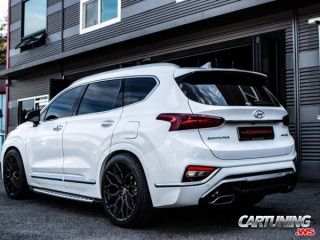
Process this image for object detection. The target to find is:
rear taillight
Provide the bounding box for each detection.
[156,113,225,131]
[183,166,217,182]
[283,115,289,126]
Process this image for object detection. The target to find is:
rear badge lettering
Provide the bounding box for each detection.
[208,136,230,140]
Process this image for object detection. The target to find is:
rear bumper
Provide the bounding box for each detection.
[199,170,296,205]
[152,159,296,208]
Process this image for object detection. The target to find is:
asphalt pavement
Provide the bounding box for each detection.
[0,180,319,240]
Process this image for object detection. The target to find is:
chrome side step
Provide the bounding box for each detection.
[32,187,96,203]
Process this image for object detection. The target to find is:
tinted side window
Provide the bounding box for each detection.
[124,78,157,106]
[78,80,122,115]
[45,87,82,120]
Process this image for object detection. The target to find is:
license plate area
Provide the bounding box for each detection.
[238,126,274,141]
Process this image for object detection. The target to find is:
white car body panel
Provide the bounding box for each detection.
[188,101,295,160]
[62,107,123,183]
[26,118,67,174]
[1,63,297,208]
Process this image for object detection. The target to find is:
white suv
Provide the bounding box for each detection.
[1,63,297,227]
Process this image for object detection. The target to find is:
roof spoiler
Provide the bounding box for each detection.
[175,69,268,86]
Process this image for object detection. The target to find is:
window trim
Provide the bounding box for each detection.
[80,0,121,35]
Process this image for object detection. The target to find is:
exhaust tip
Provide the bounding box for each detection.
[208,194,235,205]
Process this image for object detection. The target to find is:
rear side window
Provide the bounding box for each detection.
[124,77,157,106]
[177,71,280,107]
[78,80,121,115]
[45,87,83,120]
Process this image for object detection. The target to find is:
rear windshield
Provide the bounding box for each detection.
[177,71,280,107]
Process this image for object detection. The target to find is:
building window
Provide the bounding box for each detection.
[23,0,47,37]
[17,95,49,125]
[16,0,47,50]
[80,0,121,34]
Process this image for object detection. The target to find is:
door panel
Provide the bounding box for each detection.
[62,79,123,183]
[26,86,83,179]
[26,119,66,174]
[62,109,122,182]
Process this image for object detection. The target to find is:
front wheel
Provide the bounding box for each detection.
[101,153,153,227]
[3,149,29,199]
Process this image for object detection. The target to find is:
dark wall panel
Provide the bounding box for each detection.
[10,29,21,49]
[48,0,61,7]
[10,41,62,67]
[300,67,320,106]
[285,69,295,108]
[64,3,80,29]
[48,11,62,35]
[298,13,319,52]
[122,0,144,8]
[285,27,293,54]
[10,2,21,24]
[300,122,320,173]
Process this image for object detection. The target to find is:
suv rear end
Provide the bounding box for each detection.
[152,67,296,208]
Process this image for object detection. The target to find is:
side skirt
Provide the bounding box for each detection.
[31,187,102,203]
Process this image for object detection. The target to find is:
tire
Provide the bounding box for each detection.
[101,153,153,227]
[3,149,29,199]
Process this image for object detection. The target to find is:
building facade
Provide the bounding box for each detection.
[0,0,319,181]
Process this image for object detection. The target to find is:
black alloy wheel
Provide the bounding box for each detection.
[3,149,29,199]
[104,161,138,221]
[102,153,153,227]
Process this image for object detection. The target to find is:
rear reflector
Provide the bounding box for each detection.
[156,113,225,131]
[283,115,289,126]
[183,166,217,182]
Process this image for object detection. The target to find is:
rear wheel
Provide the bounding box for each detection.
[101,153,153,227]
[3,149,29,199]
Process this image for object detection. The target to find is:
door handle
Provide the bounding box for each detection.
[101,120,115,128]
[53,125,64,131]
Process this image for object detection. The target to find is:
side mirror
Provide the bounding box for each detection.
[0,110,3,118]
[25,110,40,126]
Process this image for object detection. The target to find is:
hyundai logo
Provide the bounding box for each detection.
[254,110,265,119]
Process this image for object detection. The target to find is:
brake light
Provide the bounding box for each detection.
[283,115,289,126]
[156,113,225,131]
[183,166,217,182]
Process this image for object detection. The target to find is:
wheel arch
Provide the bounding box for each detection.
[4,146,21,157]
[1,146,24,179]
[99,149,144,188]
[97,145,156,204]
